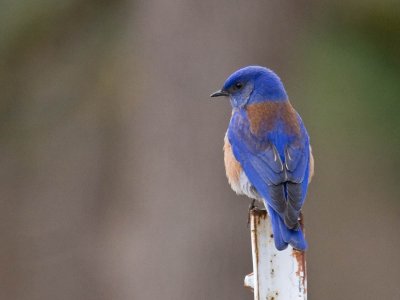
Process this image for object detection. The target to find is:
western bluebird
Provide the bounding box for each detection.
[211,66,314,251]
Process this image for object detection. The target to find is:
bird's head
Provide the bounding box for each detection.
[210,66,288,108]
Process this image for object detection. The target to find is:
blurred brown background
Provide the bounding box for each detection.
[1,0,400,299]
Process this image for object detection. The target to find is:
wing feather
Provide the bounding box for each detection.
[228,110,310,230]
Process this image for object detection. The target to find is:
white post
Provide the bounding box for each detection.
[244,209,307,300]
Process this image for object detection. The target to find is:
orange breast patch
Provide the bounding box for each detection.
[223,134,242,190]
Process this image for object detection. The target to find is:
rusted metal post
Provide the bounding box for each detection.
[244,209,307,300]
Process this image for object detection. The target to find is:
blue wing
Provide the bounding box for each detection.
[228,109,310,249]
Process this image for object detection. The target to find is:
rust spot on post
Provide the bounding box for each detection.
[292,250,306,278]
[292,213,307,289]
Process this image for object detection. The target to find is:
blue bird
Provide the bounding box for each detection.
[211,66,314,251]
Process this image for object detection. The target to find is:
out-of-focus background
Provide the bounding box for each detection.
[1,1,399,299]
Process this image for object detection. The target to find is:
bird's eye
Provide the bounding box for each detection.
[234,82,243,90]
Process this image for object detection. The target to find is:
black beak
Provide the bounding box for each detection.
[210,89,229,98]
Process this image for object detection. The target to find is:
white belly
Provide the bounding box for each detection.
[235,170,262,200]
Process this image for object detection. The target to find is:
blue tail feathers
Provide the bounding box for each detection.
[266,205,308,251]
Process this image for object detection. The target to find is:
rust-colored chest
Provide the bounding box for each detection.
[223,134,242,193]
[246,101,300,136]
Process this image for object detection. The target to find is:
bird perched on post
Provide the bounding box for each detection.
[211,66,314,251]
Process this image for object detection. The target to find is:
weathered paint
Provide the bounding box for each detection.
[244,209,307,300]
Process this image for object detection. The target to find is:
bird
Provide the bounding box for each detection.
[211,66,314,251]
